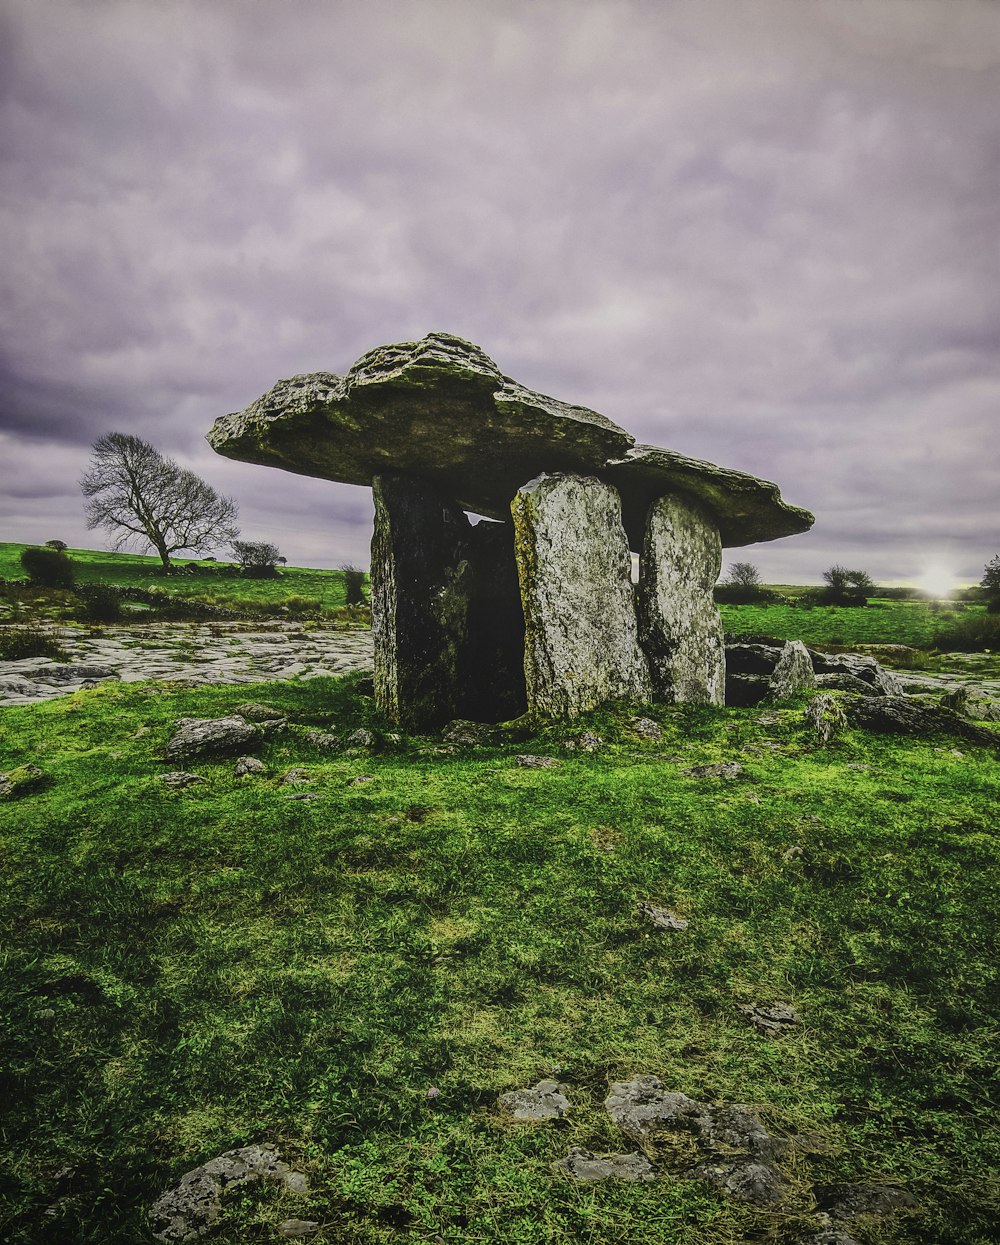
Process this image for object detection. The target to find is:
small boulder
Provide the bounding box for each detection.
[812,652,903,697]
[630,716,663,741]
[849,696,999,747]
[738,1001,801,1036]
[686,1156,789,1204]
[234,756,266,777]
[0,764,47,800]
[764,640,816,703]
[345,727,375,750]
[552,1147,656,1182]
[232,701,284,721]
[282,768,311,785]
[805,693,848,745]
[563,731,603,752]
[817,1182,917,1221]
[515,754,561,769]
[164,716,261,762]
[442,719,496,746]
[158,771,207,791]
[304,729,341,752]
[815,672,877,695]
[499,1079,571,1121]
[149,1146,307,1243]
[639,902,689,931]
[684,760,743,780]
[604,1077,710,1141]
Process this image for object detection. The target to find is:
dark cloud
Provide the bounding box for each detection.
[1,0,998,585]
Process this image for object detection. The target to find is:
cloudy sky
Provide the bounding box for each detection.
[1,0,997,585]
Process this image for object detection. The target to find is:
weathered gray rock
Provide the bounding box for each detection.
[638,493,725,704]
[231,701,284,721]
[686,1156,789,1204]
[630,716,663,740]
[552,1147,656,1182]
[605,1077,711,1141]
[0,764,46,800]
[738,1001,801,1035]
[764,640,816,702]
[513,474,650,717]
[814,672,876,695]
[441,719,497,746]
[37,663,120,684]
[639,903,689,931]
[805,693,848,745]
[849,696,999,746]
[812,652,903,697]
[233,756,266,777]
[149,1146,308,1243]
[164,716,261,761]
[208,332,812,549]
[684,760,743,779]
[817,1182,917,1220]
[282,768,311,785]
[499,1079,571,1121]
[158,771,207,790]
[515,754,561,769]
[303,729,341,752]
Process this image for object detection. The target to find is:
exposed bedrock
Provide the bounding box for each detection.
[639,494,725,704]
[371,474,525,730]
[512,473,651,718]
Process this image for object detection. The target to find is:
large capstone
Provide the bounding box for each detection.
[512,473,650,717]
[208,332,813,549]
[639,494,725,704]
[371,475,525,729]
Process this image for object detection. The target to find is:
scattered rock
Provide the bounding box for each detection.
[231,701,283,721]
[604,1078,711,1142]
[563,730,603,752]
[849,696,999,747]
[552,1147,656,1182]
[149,1146,308,1243]
[164,716,261,762]
[630,716,663,741]
[277,1221,319,1239]
[442,719,496,746]
[499,1079,571,1121]
[817,1182,917,1221]
[349,774,375,786]
[805,693,848,745]
[639,902,689,931]
[234,756,266,777]
[282,768,311,785]
[515,754,561,769]
[684,760,743,779]
[345,727,375,750]
[686,1156,789,1204]
[738,1001,801,1036]
[0,764,47,800]
[284,792,321,801]
[158,771,207,791]
[762,640,816,703]
[814,672,877,695]
[303,729,341,752]
[812,652,903,697]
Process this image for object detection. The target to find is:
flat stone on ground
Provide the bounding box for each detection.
[499,1079,571,1121]
[552,1147,656,1182]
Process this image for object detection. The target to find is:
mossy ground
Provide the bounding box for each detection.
[1,675,997,1244]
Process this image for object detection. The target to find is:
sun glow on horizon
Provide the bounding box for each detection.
[918,565,957,598]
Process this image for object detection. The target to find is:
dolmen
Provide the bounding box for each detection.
[208,332,813,728]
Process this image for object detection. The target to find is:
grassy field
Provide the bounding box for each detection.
[0,544,354,611]
[716,599,968,649]
[1,677,997,1243]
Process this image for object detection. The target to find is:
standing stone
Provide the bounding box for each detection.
[638,494,725,704]
[512,474,650,717]
[764,640,816,702]
[371,474,471,731]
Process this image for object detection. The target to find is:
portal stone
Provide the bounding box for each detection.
[371,474,471,730]
[638,494,725,704]
[512,473,650,717]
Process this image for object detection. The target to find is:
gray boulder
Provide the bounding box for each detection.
[817,1182,917,1220]
[234,756,266,777]
[738,1001,802,1035]
[812,652,903,697]
[849,696,999,747]
[149,1146,308,1243]
[764,640,816,702]
[604,1077,711,1142]
[805,693,848,745]
[686,1156,789,1204]
[552,1147,656,1182]
[499,1079,571,1121]
[158,772,207,790]
[164,716,261,761]
[512,474,650,717]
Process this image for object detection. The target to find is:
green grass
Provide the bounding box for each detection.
[0,543,357,610]
[718,599,979,648]
[1,678,997,1243]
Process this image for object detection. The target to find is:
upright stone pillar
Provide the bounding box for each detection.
[512,473,651,717]
[371,474,471,730]
[638,493,725,704]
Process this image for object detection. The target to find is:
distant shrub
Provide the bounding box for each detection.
[20,545,75,588]
[934,612,1000,652]
[714,584,779,605]
[341,564,367,606]
[45,539,68,551]
[818,565,874,607]
[233,540,281,578]
[0,627,68,661]
[76,583,123,622]
[284,595,322,615]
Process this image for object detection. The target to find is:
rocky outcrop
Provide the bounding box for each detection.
[512,474,650,717]
[163,716,263,762]
[499,1079,571,1121]
[849,696,999,747]
[638,494,725,704]
[552,1147,656,1182]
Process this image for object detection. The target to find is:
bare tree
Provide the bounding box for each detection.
[727,562,762,590]
[81,433,239,570]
